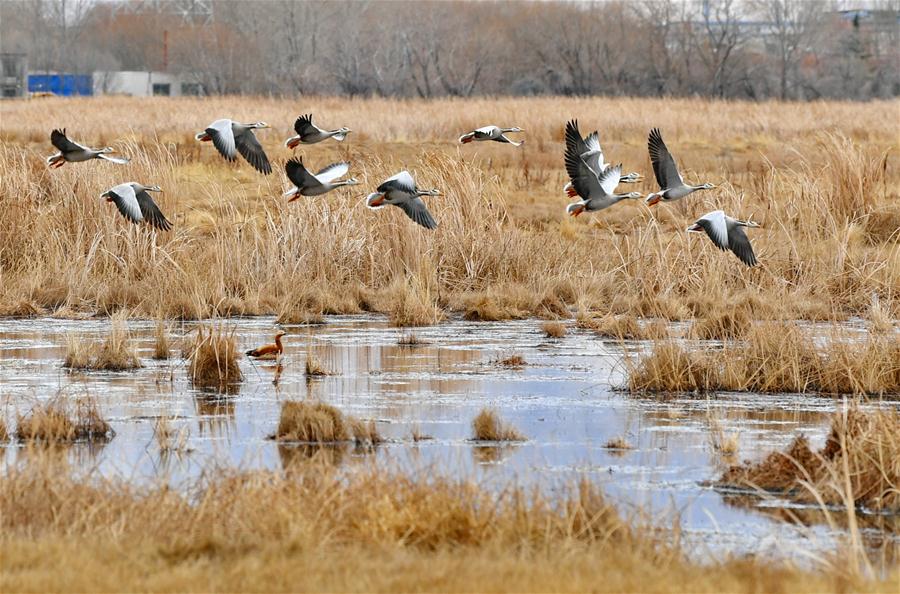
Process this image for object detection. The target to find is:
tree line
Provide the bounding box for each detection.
[2,0,898,100]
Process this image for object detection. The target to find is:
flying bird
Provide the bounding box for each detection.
[564,124,641,217]
[687,210,759,267]
[283,158,359,201]
[284,114,351,148]
[195,119,272,174]
[246,331,286,360]
[562,120,641,197]
[46,129,129,168]
[645,128,714,206]
[459,125,524,146]
[365,171,440,229]
[99,182,172,231]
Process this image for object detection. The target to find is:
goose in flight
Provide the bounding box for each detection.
[283,158,359,201]
[46,129,129,168]
[195,119,272,174]
[284,114,351,148]
[459,125,524,146]
[246,331,286,360]
[564,126,641,217]
[366,171,440,229]
[687,210,759,267]
[645,128,714,206]
[563,120,641,197]
[99,182,172,231]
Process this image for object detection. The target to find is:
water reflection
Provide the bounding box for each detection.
[1,314,897,563]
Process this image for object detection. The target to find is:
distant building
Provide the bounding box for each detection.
[1,53,28,98]
[94,71,203,97]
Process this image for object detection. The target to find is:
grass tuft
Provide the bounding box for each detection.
[15,397,113,443]
[579,314,668,341]
[152,321,171,360]
[274,401,380,445]
[604,437,633,450]
[541,320,566,338]
[64,315,141,371]
[690,307,753,341]
[187,325,243,390]
[718,407,898,511]
[471,408,524,442]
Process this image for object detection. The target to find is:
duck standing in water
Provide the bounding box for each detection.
[246,331,286,360]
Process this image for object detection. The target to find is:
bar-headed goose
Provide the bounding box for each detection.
[99,182,172,231]
[563,120,641,196]
[284,114,351,148]
[283,158,359,201]
[459,125,524,146]
[645,128,714,206]
[195,119,272,174]
[564,126,641,217]
[687,210,759,267]
[46,129,129,168]
[366,171,440,230]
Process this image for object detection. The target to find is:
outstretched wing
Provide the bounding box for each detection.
[474,126,498,139]
[135,189,172,231]
[97,153,129,164]
[103,183,142,224]
[234,128,272,175]
[597,164,622,197]
[314,162,350,184]
[695,210,729,252]
[207,119,237,161]
[728,224,758,267]
[293,114,319,140]
[51,128,86,153]
[379,171,417,196]
[582,131,605,172]
[648,128,683,189]
[564,120,589,163]
[564,150,603,200]
[285,157,318,189]
[398,197,438,230]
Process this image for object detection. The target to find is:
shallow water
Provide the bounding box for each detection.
[1,315,897,562]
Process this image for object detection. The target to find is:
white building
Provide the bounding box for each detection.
[94,71,202,97]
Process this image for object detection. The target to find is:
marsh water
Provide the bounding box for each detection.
[1,315,897,562]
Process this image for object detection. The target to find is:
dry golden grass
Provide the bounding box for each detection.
[187,325,243,390]
[719,407,899,512]
[0,418,8,443]
[63,315,141,371]
[152,321,170,360]
[14,397,113,443]
[153,415,190,455]
[0,96,897,324]
[579,313,669,340]
[398,331,426,346]
[627,323,900,395]
[1,450,897,593]
[273,400,380,446]
[541,320,567,338]
[304,352,330,377]
[471,408,525,442]
[495,354,527,368]
[410,424,433,442]
[603,437,633,450]
[690,307,753,341]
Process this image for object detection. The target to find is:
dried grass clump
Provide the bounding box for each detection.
[604,437,633,450]
[628,324,900,395]
[0,418,8,443]
[627,343,719,393]
[274,401,381,445]
[495,354,526,368]
[304,353,330,377]
[152,321,171,360]
[153,416,190,454]
[541,320,566,338]
[410,425,433,442]
[471,408,524,442]
[690,307,753,341]
[719,407,899,511]
[397,332,425,346]
[188,325,243,390]
[14,397,113,443]
[348,418,384,447]
[64,317,142,371]
[579,314,668,341]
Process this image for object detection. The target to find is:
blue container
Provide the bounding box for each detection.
[27,74,93,96]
